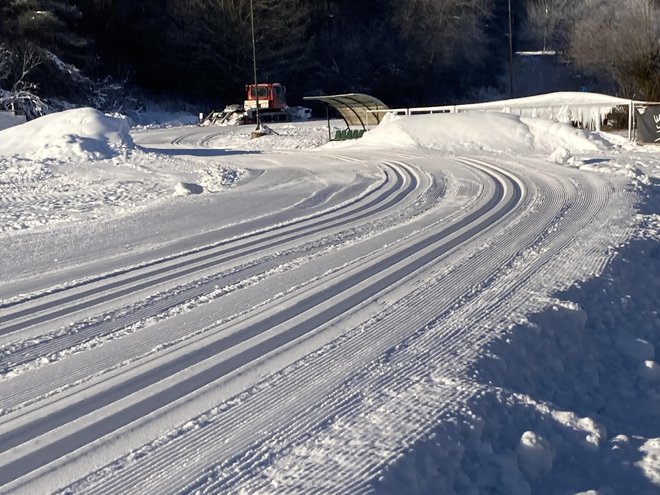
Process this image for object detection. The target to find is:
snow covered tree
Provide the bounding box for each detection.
[0,0,86,56]
[0,44,10,84]
[0,0,95,106]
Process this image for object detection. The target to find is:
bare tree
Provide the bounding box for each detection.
[524,0,577,52]
[393,0,494,69]
[0,42,43,92]
[568,0,660,100]
[11,44,43,92]
[0,43,47,118]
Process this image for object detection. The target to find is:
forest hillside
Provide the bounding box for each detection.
[1,0,659,114]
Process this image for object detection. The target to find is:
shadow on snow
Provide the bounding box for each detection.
[374,178,660,495]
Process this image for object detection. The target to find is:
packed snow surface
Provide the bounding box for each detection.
[0,99,658,495]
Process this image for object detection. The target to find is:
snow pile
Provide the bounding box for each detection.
[453,234,660,494]
[638,439,660,485]
[197,166,246,192]
[548,147,572,164]
[361,112,605,155]
[173,181,203,196]
[516,431,556,479]
[0,107,134,160]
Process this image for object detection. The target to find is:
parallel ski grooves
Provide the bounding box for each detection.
[0,165,407,334]
[0,160,520,487]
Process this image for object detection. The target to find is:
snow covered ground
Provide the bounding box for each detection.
[0,101,658,495]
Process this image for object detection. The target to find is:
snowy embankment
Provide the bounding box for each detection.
[0,103,658,495]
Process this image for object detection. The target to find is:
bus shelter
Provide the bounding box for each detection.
[304,93,388,139]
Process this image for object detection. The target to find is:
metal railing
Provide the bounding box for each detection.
[369,95,660,141]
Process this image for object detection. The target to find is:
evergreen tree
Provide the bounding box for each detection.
[0,0,93,101]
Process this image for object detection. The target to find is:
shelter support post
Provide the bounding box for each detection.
[629,101,634,141]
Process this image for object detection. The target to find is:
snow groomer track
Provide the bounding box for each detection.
[0,123,632,495]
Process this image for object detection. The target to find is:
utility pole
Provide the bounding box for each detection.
[250,0,264,137]
[508,0,514,99]
[543,4,548,52]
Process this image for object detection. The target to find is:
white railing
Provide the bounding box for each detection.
[371,93,660,141]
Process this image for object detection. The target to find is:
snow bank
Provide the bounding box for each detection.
[173,181,203,196]
[458,233,660,495]
[361,112,605,155]
[0,107,134,160]
[516,431,556,479]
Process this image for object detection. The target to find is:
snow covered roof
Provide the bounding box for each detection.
[304,93,389,128]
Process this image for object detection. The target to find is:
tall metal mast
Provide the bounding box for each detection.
[250,0,263,135]
[508,0,514,99]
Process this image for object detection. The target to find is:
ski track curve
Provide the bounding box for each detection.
[0,132,636,495]
[0,154,516,492]
[0,160,438,408]
[163,158,622,495]
[0,160,434,374]
[0,161,404,337]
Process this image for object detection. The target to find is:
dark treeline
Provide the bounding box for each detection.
[1,0,659,112]
[73,0,512,107]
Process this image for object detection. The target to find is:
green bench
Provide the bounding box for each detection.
[333,128,366,141]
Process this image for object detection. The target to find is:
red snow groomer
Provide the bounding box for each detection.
[243,83,289,123]
[201,82,311,126]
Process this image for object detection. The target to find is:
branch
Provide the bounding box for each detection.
[13,45,43,92]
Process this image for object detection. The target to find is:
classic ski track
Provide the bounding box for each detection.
[167,159,610,495]
[0,160,442,394]
[80,157,537,495]
[3,164,422,366]
[1,167,480,430]
[0,160,438,419]
[0,162,406,338]
[0,156,518,491]
[170,131,223,147]
[53,155,619,495]
[0,148,630,495]
[0,161,383,312]
[238,160,618,495]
